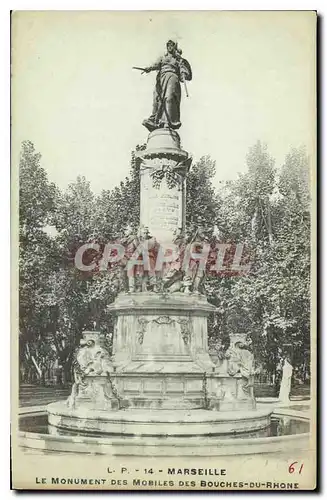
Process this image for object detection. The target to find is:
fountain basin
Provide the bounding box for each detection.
[18,406,310,457]
[47,401,272,436]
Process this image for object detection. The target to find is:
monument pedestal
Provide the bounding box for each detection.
[109,292,215,410]
[108,294,257,412]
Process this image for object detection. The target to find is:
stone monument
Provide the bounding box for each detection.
[47,40,272,437]
[278,357,293,403]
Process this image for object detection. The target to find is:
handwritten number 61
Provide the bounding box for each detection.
[289,462,304,474]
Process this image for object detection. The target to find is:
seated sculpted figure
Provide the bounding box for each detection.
[225,339,258,396]
[66,337,115,409]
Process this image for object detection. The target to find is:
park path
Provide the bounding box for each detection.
[19,384,70,408]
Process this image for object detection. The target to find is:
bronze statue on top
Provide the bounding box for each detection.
[134,40,192,132]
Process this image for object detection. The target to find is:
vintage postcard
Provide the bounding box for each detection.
[11,10,317,491]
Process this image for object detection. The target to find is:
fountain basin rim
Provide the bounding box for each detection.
[19,426,310,445]
[46,401,272,424]
[47,401,273,436]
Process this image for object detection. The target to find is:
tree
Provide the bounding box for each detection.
[211,143,311,390]
[186,155,220,236]
[274,147,311,383]
[19,141,60,382]
[18,139,311,393]
[39,146,145,379]
[94,145,143,240]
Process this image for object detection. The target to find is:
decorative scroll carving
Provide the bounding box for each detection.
[153,316,176,325]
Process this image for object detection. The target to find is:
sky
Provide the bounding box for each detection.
[11,11,316,194]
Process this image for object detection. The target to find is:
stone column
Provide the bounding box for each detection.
[138,129,190,244]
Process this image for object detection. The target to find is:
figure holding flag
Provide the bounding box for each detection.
[134,40,192,131]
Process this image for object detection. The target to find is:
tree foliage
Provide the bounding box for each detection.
[18,140,311,387]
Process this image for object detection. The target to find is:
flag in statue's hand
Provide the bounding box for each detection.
[132,66,147,74]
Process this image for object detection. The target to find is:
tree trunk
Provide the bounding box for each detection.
[266,196,273,245]
[41,368,46,386]
[31,355,42,379]
[62,364,72,386]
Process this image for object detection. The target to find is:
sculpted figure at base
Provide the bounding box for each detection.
[184,223,209,294]
[66,332,118,410]
[118,224,166,294]
[225,337,258,399]
[161,227,185,292]
[140,40,192,131]
[119,225,139,293]
[158,224,210,295]
[137,225,161,292]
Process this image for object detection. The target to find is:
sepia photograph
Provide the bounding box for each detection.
[10,10,316,490]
